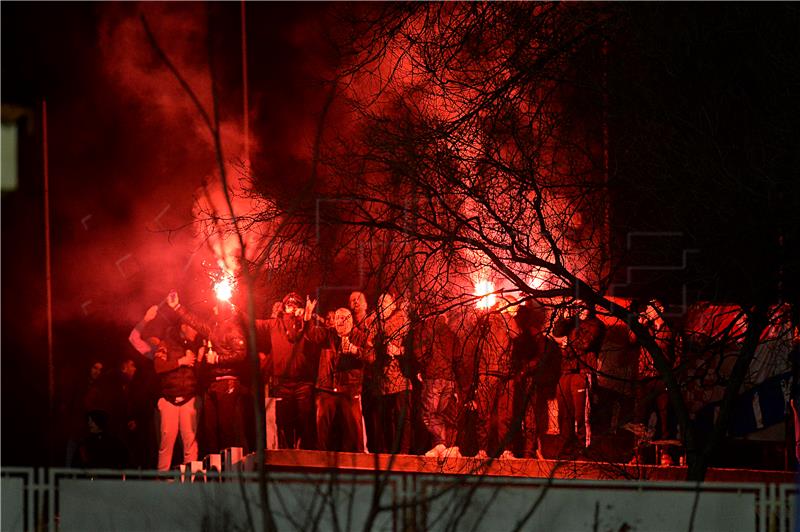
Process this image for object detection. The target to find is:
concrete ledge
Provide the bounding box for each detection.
[240,449,794,483]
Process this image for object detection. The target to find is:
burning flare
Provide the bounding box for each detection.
[214,278,233,302]
[210,270,236,303]
[474,279,496,309]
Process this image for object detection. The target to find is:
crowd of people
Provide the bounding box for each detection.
[65,287,685,471]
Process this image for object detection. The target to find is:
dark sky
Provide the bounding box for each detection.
[607,4,800,307]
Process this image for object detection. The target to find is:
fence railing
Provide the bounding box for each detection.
[1,466,796,531]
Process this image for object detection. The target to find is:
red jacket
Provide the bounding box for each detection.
[258,317,327,386]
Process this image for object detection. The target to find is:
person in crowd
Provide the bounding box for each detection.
[64,359,111,466]
[538,314,565,458]
[349,291,378,452]
[418,312,462,458]
[595,321,639,435]
[259,292,325,449]
[349,291,374,330]
[511,301,560,459]
[632,300,674,441]
[144,318,204,471]
[447,306,480,456]
[553,304,605,456]
[167,290,251,455]
[108,357,153,468]
[129,304,161,359]
[468,297,519,460]
[372,292,414,454]
[324,310,336,328]
[73,410,128,469]
[788,315,800,466]
[315,308,374,451]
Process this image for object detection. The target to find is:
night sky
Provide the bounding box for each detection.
[2,2,799,466]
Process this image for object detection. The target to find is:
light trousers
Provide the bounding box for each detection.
[157,397,198,471]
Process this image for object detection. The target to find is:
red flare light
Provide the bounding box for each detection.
[213,275,235,302]
[474,279,496,309]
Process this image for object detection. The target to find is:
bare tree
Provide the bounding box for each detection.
[141,6,798,532]
[292,2,791,481]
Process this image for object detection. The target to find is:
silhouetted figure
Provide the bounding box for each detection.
[511,302,561,458]
[418,313,462,458]
[554,306,605,456]
[372,293,413,454]
[73,410,127,469]
[108,357,153,469]
[633,301,673,441]
[468,302,519,459]
[64,360,111,467]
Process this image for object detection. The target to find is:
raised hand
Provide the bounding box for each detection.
[144,305,159,322]
[167,290,180,310]
[178,350,197,367]
[206,345,219,365]
[304,296,318,322]
[342,336,358,354]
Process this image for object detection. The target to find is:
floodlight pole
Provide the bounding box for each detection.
[42,100,55,463]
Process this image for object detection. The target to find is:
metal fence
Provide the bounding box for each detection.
[1,467,795,531]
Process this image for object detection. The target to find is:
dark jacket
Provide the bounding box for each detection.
[372,309,412,394]
[151,325,199,404]
[598,323,638,393]
[176,306,246,380]
[537,335,563,398]
[316,327,374,396]
[475,311,518,378]
[511,330,540,378]
[555,315,606,373]
[417,316,460,381]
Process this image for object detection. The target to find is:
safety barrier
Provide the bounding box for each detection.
[778,482,797,532]
[1,466,795,531]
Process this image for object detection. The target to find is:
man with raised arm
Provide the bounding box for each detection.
[258,292,326,449]
[166,290,250,454]
[142,319,203,471]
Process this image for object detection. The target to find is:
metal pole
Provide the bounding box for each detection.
[42,100,55,462]
[241,0,250,169]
